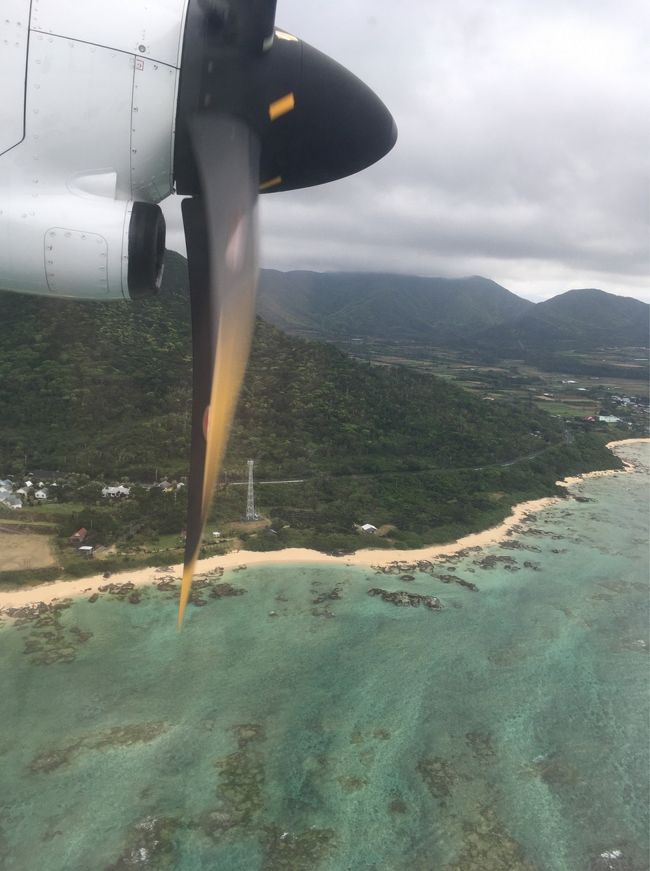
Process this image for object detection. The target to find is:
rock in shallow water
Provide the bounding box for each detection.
[367,588,442,609]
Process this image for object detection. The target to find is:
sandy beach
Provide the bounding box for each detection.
[1,438,647,611]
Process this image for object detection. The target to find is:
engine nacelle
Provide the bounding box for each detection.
[0,195,165,300]
[0,0,181,300]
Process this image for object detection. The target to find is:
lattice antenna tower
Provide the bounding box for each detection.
[245,459,257,520]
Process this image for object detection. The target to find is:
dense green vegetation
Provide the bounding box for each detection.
[473,288,649,353]
[499,349,650,381]
[258,269,533,343]
[0,257,193,478]
[258,270,649,361]
[0,253,625,566]
[234,323,561,479]
[0,254,555,480]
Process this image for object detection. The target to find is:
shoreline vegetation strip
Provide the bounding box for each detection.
[0,438,647,611]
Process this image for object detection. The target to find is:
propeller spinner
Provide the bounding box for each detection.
[174,0,397,625]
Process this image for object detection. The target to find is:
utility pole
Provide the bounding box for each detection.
[245,459,257,521]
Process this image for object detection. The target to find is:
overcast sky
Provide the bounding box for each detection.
[163,0,649,303]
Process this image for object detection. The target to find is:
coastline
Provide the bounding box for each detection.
[1,438,647,611]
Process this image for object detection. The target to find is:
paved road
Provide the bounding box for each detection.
[227,479,306,486]
[224,439,564,486]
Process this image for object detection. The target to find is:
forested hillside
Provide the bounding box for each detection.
[257,268,533,343]
[0,255,585,480]
[473,288,649,353]
[256,266,649,356]
[0,253,622,553]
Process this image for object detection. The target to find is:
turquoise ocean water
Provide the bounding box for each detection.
[1,443,648,871]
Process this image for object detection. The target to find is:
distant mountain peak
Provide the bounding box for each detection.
[255,269,533,342]
[161,254,648,353]
[474,285,649,352]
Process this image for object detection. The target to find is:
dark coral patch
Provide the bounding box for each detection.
[416,756,458,800]
[262,825,337,870]
[30,722,170,774]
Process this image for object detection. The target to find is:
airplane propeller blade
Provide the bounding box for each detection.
[179,115,260,626]
[173,0,396,626]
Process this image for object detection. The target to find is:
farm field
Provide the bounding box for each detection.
[344,340,648,424]
[0,529,56,571]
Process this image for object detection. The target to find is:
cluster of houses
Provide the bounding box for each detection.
[581,393,648,427]
[610,394,649,413]
[102,484,131,498]
[584,394,649,426]
[101,480,185,498]
[0,479,22,510]
[0,473,56,510]
[0,471,185,512]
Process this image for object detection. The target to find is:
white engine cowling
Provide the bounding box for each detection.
[0,195,165,300]
[0,0,184,299]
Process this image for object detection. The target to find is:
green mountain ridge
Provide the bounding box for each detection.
[472,287,649,352]
[256,265,649,352]
[257,268,534,343]
[0,256,554,480]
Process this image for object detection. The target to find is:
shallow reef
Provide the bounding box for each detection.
[206,723,267,834]
[105,815,182,870]
[372,558,480,592]
[2,444,648,871]
[521,752,582,788]
[202,722,340,868]
[473,554,520,571]
[499,540,542,552]
[1,574,249,666]
[3,600,92,665]
[447,805,538,871]
[336,774,368,793]
[30,722,171,774]
[416,755,459,801]
[261,825,337,871]
[368,587,442,609]
[99,720,340,869]
[465,731,496,765]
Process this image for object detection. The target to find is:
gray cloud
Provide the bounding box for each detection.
[163,0,650,302]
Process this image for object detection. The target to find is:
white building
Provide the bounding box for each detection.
[102,485,131,498]
[0,490,21,510]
